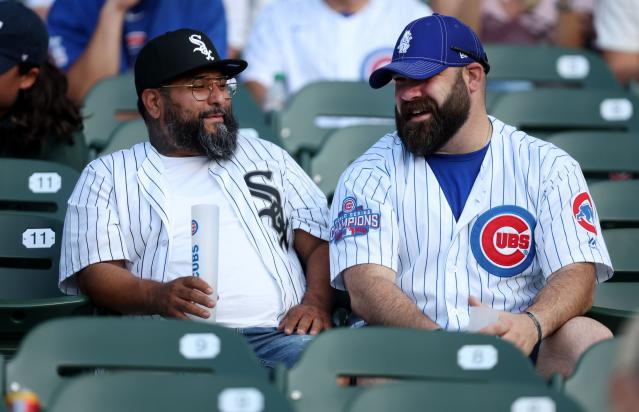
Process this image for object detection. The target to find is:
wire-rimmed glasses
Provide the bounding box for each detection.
[161,76,238,100]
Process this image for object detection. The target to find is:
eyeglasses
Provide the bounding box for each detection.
[161,76,238,100]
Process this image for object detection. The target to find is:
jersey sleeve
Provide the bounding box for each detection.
[282,150,331,242]
[329,155,399,290]
[534,161,613,283]
[59,160,130,294]
[47,0,97,71]
[240,3,284,88]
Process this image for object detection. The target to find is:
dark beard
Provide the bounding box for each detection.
[395,72,470,157]
[157,102,239,161]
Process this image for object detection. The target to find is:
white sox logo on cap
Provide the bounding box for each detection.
[189,34,214,61]
[471,205,537,278]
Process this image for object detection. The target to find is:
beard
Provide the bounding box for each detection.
[161,101,239,161]
[395,71,471,157]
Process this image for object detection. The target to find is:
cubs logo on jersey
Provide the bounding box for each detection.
[330,197,380,242]
[572,192,597,235]
[471,205,537,277]
[360,47,393,80]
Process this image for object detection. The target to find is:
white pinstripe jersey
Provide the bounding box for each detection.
[60,135,330,317]
[329,117,613,331]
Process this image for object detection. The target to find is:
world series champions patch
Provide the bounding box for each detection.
[471,205,536,277]
[330,197,380,242]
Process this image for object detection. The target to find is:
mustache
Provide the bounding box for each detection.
[199,107,227,118]
[399,98,438,120]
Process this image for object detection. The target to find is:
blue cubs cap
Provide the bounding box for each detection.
[369,14,489,89]
[0,1,49,74]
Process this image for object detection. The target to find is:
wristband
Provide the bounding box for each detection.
[525,311,543,345]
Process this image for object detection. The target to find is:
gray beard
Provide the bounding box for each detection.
[151,103,239,161]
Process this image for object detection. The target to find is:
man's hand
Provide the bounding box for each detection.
[469,296,539,356]
[278,299,332,336]
[148,276,215,320]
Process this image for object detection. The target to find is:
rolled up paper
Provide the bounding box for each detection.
[190,204,220,323]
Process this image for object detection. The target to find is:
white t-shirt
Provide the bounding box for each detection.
[161,154,282,328]
[242,0,431,96]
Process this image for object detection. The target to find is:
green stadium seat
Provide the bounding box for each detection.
[603,229,639,281]
[278,327,545,412]
[348,381,585,412]
[561,338,618,412]
[485,44,621,91]
[0,212,92,357]
[82,73,138,154]
[6,317,268,409]
[0,158,79,221]
[99,118,148,156]
[309,125,393,200]
[273,81,395,170]
[47,372,294,412]
[41,131,89,172]
[233,85,280,145]
[490,89,639,139]
[590,282,638,334]
[546,131,639,182]
[588,229,639,331]
[590,180,639,229]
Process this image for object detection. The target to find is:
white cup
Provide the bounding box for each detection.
[190,204,220,323]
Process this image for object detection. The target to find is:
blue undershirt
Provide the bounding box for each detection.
[426,143,490,221]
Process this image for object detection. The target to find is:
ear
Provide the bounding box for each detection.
[464,63,485,94]
[19,67,40,90]
[141,89,164,119]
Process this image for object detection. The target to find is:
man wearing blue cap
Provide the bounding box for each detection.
[329,13,614,378]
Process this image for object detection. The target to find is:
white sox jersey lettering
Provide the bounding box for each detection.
[60,135,330,318]
[329,117,613,330]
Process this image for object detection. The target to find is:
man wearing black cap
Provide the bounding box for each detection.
[0,1,84,169]
[329,14,613,378]
[59,29,333,368]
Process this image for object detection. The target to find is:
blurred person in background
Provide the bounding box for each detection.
[431,0,595,48]
[47,0,228,103]
[0,1,85,171]
[222,0,273,59]
[24,0,53,21]
[609,316,639,412]
[594,0,639,86]
[241,0,432,108]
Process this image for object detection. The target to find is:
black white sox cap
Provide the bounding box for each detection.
[134,28,247,96]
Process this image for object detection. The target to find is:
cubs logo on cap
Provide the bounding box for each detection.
[572,192,597,235]
[471,206,536,277]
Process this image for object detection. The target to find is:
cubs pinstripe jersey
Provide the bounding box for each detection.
[329,116,613,331]
[60,135,330,318]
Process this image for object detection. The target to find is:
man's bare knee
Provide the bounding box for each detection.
[537,316,613,378]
